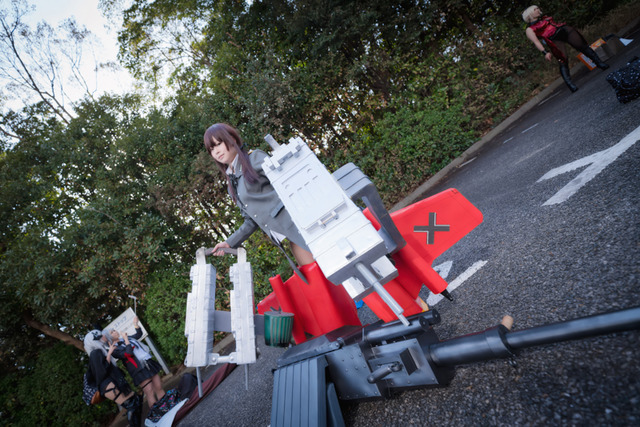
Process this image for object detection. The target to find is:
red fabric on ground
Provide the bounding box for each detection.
[171,363,237,426]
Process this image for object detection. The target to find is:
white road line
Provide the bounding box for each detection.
[538,125,640,205]
[503,136,514,144]
[433,261,453,280]
[460,157,477,167]
[515,142,554,166]
[427,260,488,306]
[521,123,539,134]
[538,92,560,106]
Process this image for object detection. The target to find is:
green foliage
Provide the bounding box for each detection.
[333,91,475,206]
[243,233,293,302]
[0,343,114,427]
[142,270,191,367]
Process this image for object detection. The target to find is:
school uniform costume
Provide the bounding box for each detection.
[225,150,310,276]
[112,327,162,387]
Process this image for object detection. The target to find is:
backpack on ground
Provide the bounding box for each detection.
[606,56,640,103]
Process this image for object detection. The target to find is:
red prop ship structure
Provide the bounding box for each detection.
[258,166,482,341]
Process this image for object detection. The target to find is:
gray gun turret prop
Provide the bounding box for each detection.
[258,136,640,426]
[270,306,640,427]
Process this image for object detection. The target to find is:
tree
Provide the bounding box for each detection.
[0,0,122,129]
[0,89,292,371]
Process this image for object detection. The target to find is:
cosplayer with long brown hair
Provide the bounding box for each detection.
[204,123,314,267]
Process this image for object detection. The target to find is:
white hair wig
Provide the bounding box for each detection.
[522,5,539,23]
[84,330,107,356]
[84,330,117,366]
[101,328,115,343]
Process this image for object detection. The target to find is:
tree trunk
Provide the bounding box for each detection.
[22,311,85,352]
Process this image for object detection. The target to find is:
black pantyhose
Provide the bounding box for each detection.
[550,26,590,62]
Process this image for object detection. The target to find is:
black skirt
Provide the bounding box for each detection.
[131,358,162,386]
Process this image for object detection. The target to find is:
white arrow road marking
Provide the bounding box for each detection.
[433,261,453,280]
[427,260,488,306]
[537,125,640,206]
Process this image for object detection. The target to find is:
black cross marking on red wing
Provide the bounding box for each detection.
[414,212,450,245]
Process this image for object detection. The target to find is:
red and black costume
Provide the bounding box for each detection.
[529,16,569,62]
[528,16,609,92]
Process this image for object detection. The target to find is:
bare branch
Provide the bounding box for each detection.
[22,310,84,352]
[0,8,72,122]
[0,1,111,122]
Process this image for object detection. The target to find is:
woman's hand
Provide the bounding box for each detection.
[212,241,231,256]
[544,52,552,62]
[133,316,139,328]
[106,342,116,362]
[122,331,129,345]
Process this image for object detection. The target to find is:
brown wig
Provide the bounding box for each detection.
[203,123,259,202]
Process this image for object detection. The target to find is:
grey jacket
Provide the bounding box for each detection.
[225,149,309,251]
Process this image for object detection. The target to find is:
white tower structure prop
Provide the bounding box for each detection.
[262,135,409,325]
[184,247,258,394]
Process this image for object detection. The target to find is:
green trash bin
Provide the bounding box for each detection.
[264,311,294,347]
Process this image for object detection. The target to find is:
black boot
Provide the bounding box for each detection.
[559,62,578,92]
[584,47,609,70]
[122,394,142,427]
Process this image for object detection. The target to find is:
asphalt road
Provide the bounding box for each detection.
[177,39,640,427]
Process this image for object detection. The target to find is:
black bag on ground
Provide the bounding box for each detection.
[177,373,198,400]
[606,56,640,103]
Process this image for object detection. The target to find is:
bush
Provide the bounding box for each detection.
[0,343,115,426]
[143,270,192,367]
[334,90,475,207]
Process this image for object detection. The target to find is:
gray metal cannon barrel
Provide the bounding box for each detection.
[429,306,640,367]
[505,306,640,349]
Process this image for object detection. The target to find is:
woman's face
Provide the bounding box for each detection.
[210,137,237,166]
[110,330,120,341]
[531,6,542,20]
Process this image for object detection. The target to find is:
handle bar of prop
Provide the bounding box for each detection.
[204,247,238,256]
[196,247,243,265]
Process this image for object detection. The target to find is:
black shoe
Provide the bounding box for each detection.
[584,48,609,70]
[559,63,578,92]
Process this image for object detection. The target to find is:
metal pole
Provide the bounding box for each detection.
[196,367,203,398]
[356,262,409,326]
[128,295,137,313]
[143,336,171,375]
[245,365,249,391]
